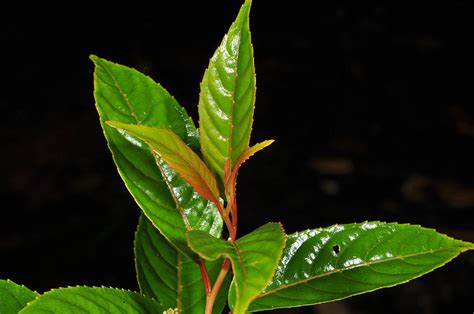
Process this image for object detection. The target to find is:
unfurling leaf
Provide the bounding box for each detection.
[247,221,474,311]
[187,223,286,314]
[225,140,274,201]
[107,121,221,205]
[199,0,256,183]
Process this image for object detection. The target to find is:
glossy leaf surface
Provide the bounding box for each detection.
[134,215,229,313]
[20,286,162,313]
[108,121,220,205]
[91,56,222,259]
[188,223,286,313]
[0,279,38,313]
[248,221,474,311]
[198,0,256,182]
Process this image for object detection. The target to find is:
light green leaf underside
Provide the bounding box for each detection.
[91,55,222,260]
[20,286,162,313]
[107,121,220,204]
[198,0,256,182]
[248,221,474,311]
[135,215,229,313]
[0,279,38,313]
[188,223,286,314]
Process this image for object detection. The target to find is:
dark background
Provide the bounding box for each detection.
[1,1,473,313]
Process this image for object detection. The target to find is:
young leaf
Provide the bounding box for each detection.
[91,56,222,260]
[187,223,286,314]
[134,215,229,313]
[0,279,38,313]
[246,221,474,311]
[19,286,163,313]
[198,0,256,182]
[107,121,221,205]
[225,140,274,200]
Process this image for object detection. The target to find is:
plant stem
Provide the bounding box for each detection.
[230,199,238,240]
[205,259,231,314]
[205,180,237,313]
[217,202,234,239]
[199,258,212,296]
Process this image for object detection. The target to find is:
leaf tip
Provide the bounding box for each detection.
[234,0,252,26]
[243,0,253,11]
[262,139,275,147]
[463,241,474,251]
[89,55,104,67]
[105,120,125,130]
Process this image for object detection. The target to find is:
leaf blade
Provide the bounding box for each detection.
[135,215,229,313]
[107,121,221,205]
[91,56,222,259]
[188,223,286,313]
[19,286,162,313]
[225,140,273,200]
[198,0,256,182]
[248,222,474,311]
[0,279,38,313]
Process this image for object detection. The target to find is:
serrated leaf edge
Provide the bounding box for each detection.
[187,222,287,313]
[107,121,221,205]
[198,0,256,180]
[250,221,473,310]
[91,55,203,260]
[1,279,39,295]
[21,285,160,310]
[236,222,287,312]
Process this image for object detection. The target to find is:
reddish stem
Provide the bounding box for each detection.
[199,258,212,296]
[217,202,234,239]
[204,174,238,313]
[230,198,238,240]
[205,259,231,314]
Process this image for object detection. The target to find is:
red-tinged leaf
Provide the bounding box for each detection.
[225,140,274,200]
[107,121,221,205]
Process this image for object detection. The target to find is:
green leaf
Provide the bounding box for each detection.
[91,55,222,260]
[19,286,162,313]
[0,279,38,313]
[107,121,221,205]
[187,223,286,314]
[247,221,474,311]
[135,215,229,313]
[198,0,256,183]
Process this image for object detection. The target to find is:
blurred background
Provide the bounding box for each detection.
[1,1,473,313]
